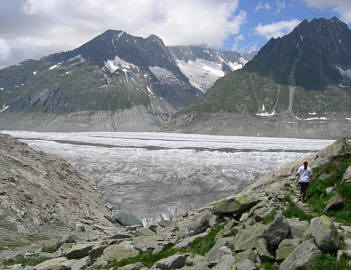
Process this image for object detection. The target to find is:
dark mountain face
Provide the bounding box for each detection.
[245,17,351,90]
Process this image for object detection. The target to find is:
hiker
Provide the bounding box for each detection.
[296,160,313,202]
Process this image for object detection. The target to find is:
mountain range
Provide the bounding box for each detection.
[0,30,252,132]
[163,17,351,139]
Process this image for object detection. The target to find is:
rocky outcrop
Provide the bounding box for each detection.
[311,216,340,253]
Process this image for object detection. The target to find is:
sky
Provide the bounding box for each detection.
[0,0,350,68]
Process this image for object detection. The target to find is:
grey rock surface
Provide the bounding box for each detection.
[311,215,340,253]
[263,214,291,250]
[155,254,186,269]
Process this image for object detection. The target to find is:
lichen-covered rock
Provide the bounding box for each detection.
[231,223,266,251]
[190,211,211,235]
[286,219,309,239]
[279,239,321,270]
[118,262,145,270]
[234,249,256,263]
[323,194,345,212]
[155,254,186,269]
[66,243,94,260]
[211,254,236,270]
[174,232,208,250]
[33,257,69,270]
[263,214,290,250]
[302,225,313,241]
[236,258,257,270]
[212,196,260,215]
[276,239,300,262]
[342,166,351,185]
[311,215,340,253]
[102,241,138,262]
[254,238,274,261]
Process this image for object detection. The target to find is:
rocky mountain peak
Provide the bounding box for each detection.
[244,17,351,90]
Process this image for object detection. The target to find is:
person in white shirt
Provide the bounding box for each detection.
[296,160,313,202]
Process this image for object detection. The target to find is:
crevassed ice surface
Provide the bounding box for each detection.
[1,131,333,225]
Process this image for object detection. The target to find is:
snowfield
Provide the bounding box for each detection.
[1,131,333,224]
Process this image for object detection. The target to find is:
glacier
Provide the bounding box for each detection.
[1,131,333,225]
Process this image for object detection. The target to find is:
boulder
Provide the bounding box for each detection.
[112,210,143,226]
[190,212,211,235]
[211,254,236,270]
[286,219,309,239]
[33,257,69,270]
[70,256,91,270]
[276,239,300,262]
[311,215,340,253]
[133,235,158,251]
[66,243,94,260]
[235,249,256,263]
[155,254,186,269]
[206,237,234,263]
[236,258,257,270]
[102,241,138,262]
[254,238,274,261]
[342,166,351,185]
[279,239,321,270]
[323,194,345,212]
[89,244,108,262]
[263,214,291,249]
[212,196,260,215]
[254,207,273,222]
[231,223,266,251]
[119,262,145,270]
[185,254,209,270]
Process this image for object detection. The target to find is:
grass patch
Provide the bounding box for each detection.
[307,155,351,224]
[261,261,279,270]
[41,246,58,253]
[186,223,226,256]
[3,255,51,267]
[282,196,313,221]
[306,253,351,270]
[262,209,277,224]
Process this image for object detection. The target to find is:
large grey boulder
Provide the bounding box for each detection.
[190,212,211,235]
[89,244,108,262]
[279,239,321,270]
[33,257,69,270]
[275,239,300,262]
[311,215,340,253]
[212,196,260,215]
[286,219,309,239]
[174,232,208,250]
[263,214,291,250]
[236,258,257,270]
[102,241,138,262]
[206,239,233,263]
[211,254,236,270]
[155,254,186,269]
[323,194,345,212]
[66,243,94,260]
[342,166,351,185]
[231,223,266,251]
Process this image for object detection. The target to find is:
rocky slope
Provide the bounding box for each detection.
[162,17,351,139]
[2,137,351,269]
[0,30,200,131]
[0,134,124,263]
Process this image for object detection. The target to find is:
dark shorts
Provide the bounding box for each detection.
[299,182,309,193]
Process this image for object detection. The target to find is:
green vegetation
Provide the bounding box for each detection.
[3,255,51,267]
[262,209,277,224]
[186,223,225,256]
[41,246,58,253]
[282,196,313,221]
[261,261,279,270]
[306,253,351,270]
[307,155,351,224]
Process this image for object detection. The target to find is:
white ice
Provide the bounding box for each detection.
[149,66,179,85]
[105,55,137,73]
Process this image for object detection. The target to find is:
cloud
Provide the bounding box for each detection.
[303,0,351,23]
[255,2,271,12]
[275,0,286,14]
[0,39,10,61]
[255,19,301,40]
[0,0,247,68]
[235,35,245,42]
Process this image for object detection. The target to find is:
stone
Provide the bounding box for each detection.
[236,258,257,270]
[211,254,236,270]
[33,257,69,270]
[66,243,94,260]
[149,224,158,233]
[326,187,333,194]
[70,256,91,270]
[102,241,138,262]
[119,262,145,270]
[254,207,273,222]
[254,238,274,261]
[231,223,266,251]
[279,239,321,270]
[276,240,300,262]
[311,215,340,253]
[155,254,186,269]
[235,249,256,263]
[323,194,345,212]
[319,173,331,181]
[302,226,313,241]
[263,214,291,249]
[342,166,351,185]
[174,232,208,250]
[286,219,309,239]
[109,233,131,240]
[206,237,234,263]
[209,214,225,227]
[212,196,260,215]
[133,236,158,251]
[89,244,108,262]
[341,226,351,233]
[112,210,143,226]
[190,212,211,235]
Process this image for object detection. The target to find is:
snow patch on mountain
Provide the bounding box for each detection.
[149,66,179,85]
[105,55,137,73]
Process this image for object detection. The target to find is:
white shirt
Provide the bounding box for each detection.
[297,166,313,183]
